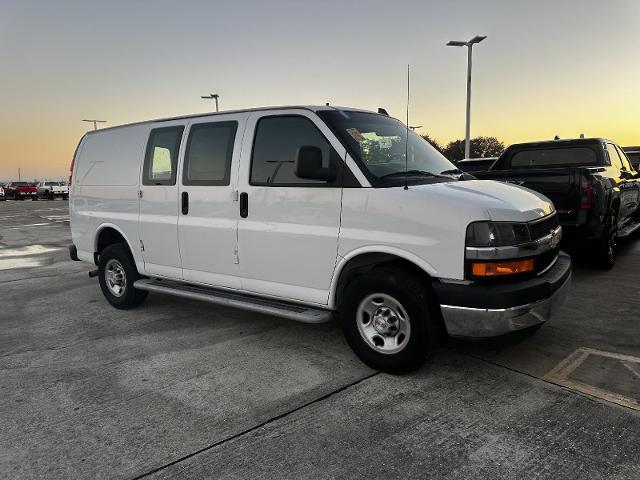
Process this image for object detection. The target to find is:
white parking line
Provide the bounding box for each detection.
[9,223,52,228]
[0,258,46,270]
[0,245,62,258]
[39,215,70,222]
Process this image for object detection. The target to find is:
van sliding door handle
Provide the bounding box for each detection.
[240,192,248,218]
[181,191,189,215]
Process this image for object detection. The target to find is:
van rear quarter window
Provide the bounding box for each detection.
[75,126,148,186]
[509,147,598,168]
[143,126,185,186]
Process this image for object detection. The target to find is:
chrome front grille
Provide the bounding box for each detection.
[529,213,560,241]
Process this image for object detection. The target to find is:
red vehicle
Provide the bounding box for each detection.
[5,182,38,200]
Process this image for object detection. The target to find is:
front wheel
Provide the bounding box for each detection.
[98,243,148,309]
[341,268,440,374]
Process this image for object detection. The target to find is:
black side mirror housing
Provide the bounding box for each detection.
[295,146,336,182]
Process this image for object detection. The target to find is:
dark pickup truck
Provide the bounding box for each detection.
[474,138,640,268]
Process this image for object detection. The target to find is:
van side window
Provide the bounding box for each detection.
[143,126,184,186]
[250,115,338,186]
[183,121,237,186]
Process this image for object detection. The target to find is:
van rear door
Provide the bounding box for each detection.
[177,114,247,289]
[138,122,185,278]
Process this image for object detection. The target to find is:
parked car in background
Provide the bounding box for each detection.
[622,146,640,171]
[68,105,570,373]
[5,182,38,200]
[456,157,497,173]
[37,181,69,200]
[474,138,640,268]
[0,185,5,201]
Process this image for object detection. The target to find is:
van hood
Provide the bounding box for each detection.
[415,179,555,222]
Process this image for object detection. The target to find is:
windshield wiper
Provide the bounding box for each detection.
[439,168,463,175]
[380,170,438,179]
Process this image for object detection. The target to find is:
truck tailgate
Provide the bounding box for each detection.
[476,168,581,222]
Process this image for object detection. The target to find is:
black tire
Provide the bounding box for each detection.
[340,268,441,374]
[595,211,618,269]
[98,243,148,309]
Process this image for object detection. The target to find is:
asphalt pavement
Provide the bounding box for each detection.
[1,199,638,479]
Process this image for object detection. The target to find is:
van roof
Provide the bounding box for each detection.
[84,105,379,135]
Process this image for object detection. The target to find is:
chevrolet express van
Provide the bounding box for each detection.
[69,106,571,373]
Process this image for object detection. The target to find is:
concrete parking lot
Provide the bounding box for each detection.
[1,199,639,479]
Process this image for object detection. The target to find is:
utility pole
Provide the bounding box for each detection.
[18,168,21,181]
[82,119,107,130]
[201,93,220,112]
[446,35,486,159]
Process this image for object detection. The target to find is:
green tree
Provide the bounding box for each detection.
[442,136,505,162]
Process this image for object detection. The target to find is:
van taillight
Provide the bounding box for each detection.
[580,176,594,210]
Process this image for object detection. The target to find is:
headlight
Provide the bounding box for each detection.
[465,221,531,247]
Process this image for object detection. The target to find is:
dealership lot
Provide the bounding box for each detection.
[1,200,639,479]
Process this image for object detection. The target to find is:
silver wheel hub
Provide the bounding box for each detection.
[105,259,126,297]
[356,293,411,355]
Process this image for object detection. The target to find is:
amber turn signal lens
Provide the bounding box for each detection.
[472,259,534,277]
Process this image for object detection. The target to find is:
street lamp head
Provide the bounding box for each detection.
[468,35,487,44]
[447,36,486,47]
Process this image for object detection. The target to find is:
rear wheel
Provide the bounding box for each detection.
[595,211,618,269]
[341,268,440,374]
[98,243,148,309]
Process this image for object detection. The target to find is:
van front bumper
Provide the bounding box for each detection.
[433,252,571,338]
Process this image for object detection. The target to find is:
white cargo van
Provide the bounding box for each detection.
[69,106,571,372]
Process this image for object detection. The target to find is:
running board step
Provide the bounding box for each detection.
[133,279,332,324]
[618,221,640,238]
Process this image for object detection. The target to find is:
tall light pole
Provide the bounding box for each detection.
[446,35,486,159]
[201,93,220,112]
[82,119,107,130]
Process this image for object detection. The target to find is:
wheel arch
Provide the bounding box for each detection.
[94,224,137,264]
[329,246,438,310]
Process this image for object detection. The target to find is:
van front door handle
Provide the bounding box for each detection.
[240,192,248,218]
[181,191,189,215]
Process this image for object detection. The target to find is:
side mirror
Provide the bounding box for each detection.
[295,146,336,182]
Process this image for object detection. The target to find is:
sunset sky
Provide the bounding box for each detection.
[1,0,639,180]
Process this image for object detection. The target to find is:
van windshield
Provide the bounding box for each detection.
[318,110,458,187]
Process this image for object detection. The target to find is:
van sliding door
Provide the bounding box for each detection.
[177,114,247,289]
